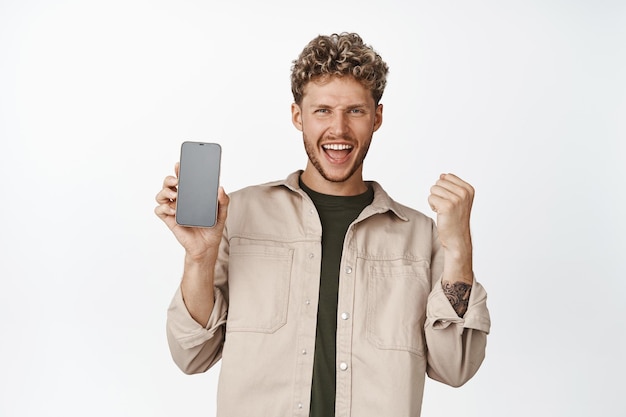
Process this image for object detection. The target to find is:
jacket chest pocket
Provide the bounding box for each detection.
[226,245,294,333]
[366,263,430,356]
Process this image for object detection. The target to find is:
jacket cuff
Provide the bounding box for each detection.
[426,278,491,334]
[166,286,228,349]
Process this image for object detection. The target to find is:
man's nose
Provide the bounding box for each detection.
[329,112,348,137]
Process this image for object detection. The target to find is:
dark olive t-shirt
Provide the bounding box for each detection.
[300,178,374,417]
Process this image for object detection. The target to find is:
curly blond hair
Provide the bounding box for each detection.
[290,32,389,105]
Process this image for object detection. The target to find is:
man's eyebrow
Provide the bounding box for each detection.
[347,103,368,109]
[310,102,369,108]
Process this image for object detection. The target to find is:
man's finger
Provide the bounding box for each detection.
[154,201,176,219]
[437,174,475,198]
[155,187,177,204]
[162,175,178,189]
[215,187,230,226]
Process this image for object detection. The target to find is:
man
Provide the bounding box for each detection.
[155,32,490,417]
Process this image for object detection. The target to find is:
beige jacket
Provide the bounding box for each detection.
[167,171,491,417]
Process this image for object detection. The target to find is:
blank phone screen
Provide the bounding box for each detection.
[175,142,221,228]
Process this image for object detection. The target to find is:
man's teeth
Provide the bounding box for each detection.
[323,144,352,150]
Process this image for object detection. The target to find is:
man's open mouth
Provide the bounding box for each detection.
[322,143,353,163]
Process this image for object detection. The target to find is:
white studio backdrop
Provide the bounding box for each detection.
[1,0,625,416]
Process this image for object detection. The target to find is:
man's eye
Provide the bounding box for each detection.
[349,108,364,114]
[316,109,330,113]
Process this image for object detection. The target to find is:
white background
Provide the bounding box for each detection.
[1,1,625,416]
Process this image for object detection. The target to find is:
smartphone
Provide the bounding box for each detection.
[175,141,222,228]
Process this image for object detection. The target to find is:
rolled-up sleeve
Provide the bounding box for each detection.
[166,285,228,374]
[424,278,491,387]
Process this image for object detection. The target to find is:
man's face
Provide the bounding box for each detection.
[291,76,383,194]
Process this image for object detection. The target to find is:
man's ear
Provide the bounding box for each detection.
[291,103,303,131]
[373,103,383,132]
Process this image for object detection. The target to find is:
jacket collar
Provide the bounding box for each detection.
[274,170,409,222]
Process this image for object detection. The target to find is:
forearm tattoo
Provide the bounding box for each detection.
[442,280,472,317]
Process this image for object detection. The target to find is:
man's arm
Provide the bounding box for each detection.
[154,163,230,326]
[424,173,490,387]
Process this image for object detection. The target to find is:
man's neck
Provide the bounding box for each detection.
[300,168,367,196]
